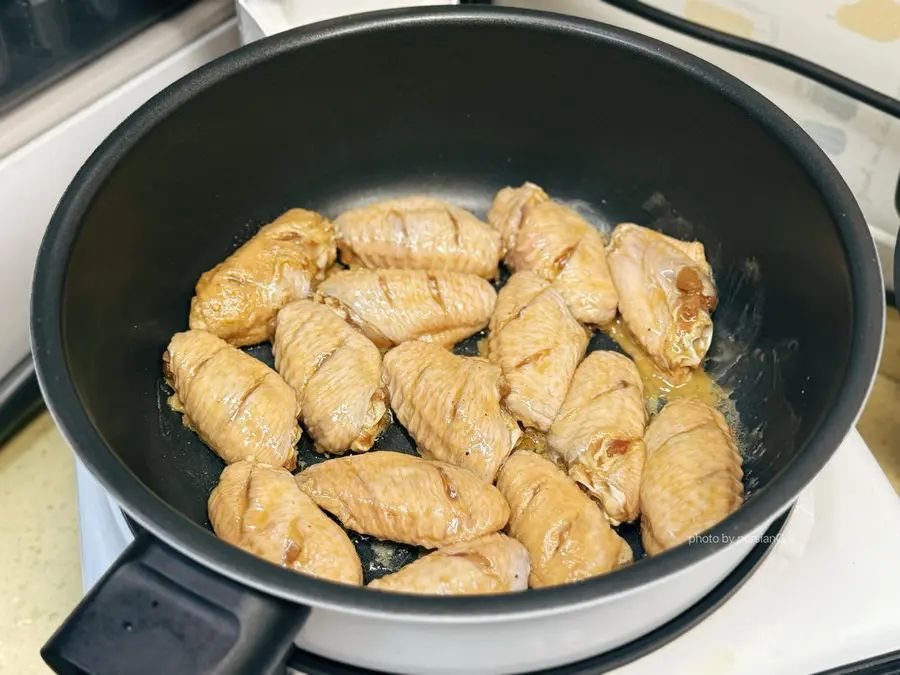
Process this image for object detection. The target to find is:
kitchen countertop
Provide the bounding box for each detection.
[2,306,898,674]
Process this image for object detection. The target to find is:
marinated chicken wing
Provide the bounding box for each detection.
[487,184,618,325]
[486,271,588,432]
[189,209,336,347]
[640,399,743,556]
[295,452,510,548]
[382,341,521,483]
[163,330,300,469]
[209,461,362,584]
[368,534,529,595]
[335,196,501,278]
[486,182,549,257]
[496,451,632,588]
[547,351,647,525]
[607,223,717,377]
[273,300,389,455]
[315,269,496,349]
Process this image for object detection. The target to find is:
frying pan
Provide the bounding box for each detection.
[30,6,883,675]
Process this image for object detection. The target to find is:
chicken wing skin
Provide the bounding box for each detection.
[487,184,618,326]
[607,223,718,377]
[315,269,496,350]
[486,271,588,432]
[273,300,389,455]
[497,451,632,588]
[294,452,510,548]
[486,182,549,257]
[547,351,647,525]
[334,196,501,278]
[640,399,743,556]
[382,341,521,483]
[189,209,336,347]
[368,533,529,595]
[209,461,362,585]
[163,330,300,469]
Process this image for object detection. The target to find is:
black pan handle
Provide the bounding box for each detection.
[42,531,309,675]
[0,354,45,448]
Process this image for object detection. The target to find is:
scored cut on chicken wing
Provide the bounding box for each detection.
[496,450,633,588]
[382,341,521,483]
[163,330,300,469]
[486,181,549,257]
[209,461,362,585]
[315,269,496,350]
[488,183,618,325]
[640,398,743,556]
[189,209,336,347]
[273,300,389,455]
[607,223,718,377]
[334,196,501,278]
[294,452,510,549]
[367,533,529,595]
[547,351,647,525]
[486,271,588,432]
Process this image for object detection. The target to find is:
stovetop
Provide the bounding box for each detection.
[75,428,900,675]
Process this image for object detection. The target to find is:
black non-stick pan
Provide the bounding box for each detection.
[31,7,883,674]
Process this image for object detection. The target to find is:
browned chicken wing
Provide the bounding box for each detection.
[486,182,549,257]
[486,271,588,432]
[367,533,529,595]
[209,461,362,584]
[607,223,717,377]
[547,351,647,525]
[334,196,501,278]
[295,452,510,548]
[163,330,300,469]
[496,451,633,588]
[487,183,618,325]
[273,300,389,455]
[315,269,496,350]
[640,399,743,556]
[189,209,336,347]
[382,341,521,483]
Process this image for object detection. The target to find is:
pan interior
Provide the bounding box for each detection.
[59,15,853,587]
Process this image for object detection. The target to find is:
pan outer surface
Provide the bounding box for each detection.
[30,7,882,673]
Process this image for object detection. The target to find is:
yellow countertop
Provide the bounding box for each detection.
[3,309,899,675]
[0,414,81,674]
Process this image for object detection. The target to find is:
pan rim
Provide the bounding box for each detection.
[30,5,884,620]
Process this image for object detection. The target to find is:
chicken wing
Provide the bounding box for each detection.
[496,450,633,588]
[640,399,743,556]
[487,183,618,325]
[273,300,389,454]
[547,351,647,525]
[486,271,588,432]
[334,196,501,278]
[368,534,529,595]
[315,269,496,350]
[209,461,362,585]
[295,452,510,548]
[382,341,521,483]
[607,223,717,377]
[163,330,300,469]
[189,209,336,347]
[486,181,549,257]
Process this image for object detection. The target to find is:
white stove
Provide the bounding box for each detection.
[75,428,900,675]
